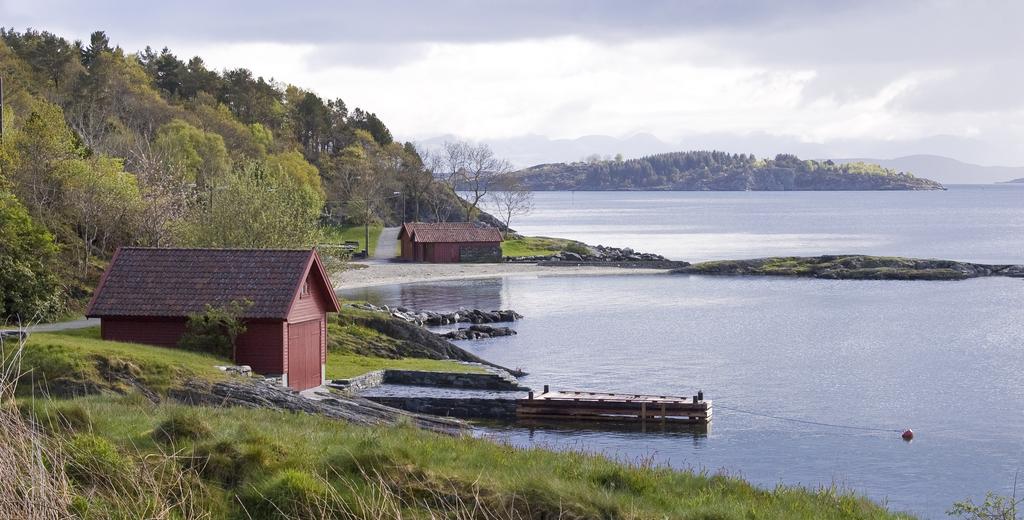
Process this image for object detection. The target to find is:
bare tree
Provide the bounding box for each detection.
[461,143,512,220]
[438,141,468,188]
[435,140,511,221]
[402,146,438,221]
[488,175,533,238]
[424,183,455,223]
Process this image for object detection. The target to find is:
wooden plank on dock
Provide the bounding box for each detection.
[516,388,712,425]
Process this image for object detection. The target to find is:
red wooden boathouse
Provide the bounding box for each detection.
[398,222,503,263]
[85,248,340,391]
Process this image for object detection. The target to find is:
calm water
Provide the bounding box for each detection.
[495,185,1024,263]
[344,186,1024,518]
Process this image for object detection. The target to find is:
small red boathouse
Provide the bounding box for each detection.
[85,248,340,391]
[398,222,503,263]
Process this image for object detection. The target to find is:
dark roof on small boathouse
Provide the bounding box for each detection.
[398,222,503,243]
[86,248,340,319]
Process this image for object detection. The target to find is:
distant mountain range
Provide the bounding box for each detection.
[833,155,1024,185]
[512,151,944,191]
[1006,178,1024,183]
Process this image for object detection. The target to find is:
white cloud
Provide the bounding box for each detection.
[4,0,1024,163]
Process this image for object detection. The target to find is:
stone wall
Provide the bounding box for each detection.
[329,370,384,393]
[382,370,528,391]
[459,243,502,263]
[365,396,519,420]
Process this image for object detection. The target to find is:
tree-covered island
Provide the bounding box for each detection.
[513,151,944,191]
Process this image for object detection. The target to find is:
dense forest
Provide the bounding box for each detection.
[513,151,945,191]
[0,28,487,322]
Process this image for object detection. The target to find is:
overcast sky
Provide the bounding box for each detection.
[3,1,1023,165]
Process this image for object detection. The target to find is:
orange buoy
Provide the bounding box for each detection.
[901,429,914,441]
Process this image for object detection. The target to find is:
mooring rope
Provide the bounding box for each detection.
[715,402,905,433]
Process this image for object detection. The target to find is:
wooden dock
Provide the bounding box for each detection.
[517,386,711,425]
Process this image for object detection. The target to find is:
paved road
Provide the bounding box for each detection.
[372,226,400,262]
[1,318,99,333]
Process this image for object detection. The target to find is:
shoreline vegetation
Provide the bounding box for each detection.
[4,320,917,519]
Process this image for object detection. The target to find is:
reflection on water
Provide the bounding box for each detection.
[341,278,508,311]
[482,420,711,439]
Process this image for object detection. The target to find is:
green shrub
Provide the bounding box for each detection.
[152,411,212,444]
[65,433,131,488]
[242,469,337,519]
[0,184,64,322]
[177,299,251,359]
[189,439,272,487]
[563,241,591,256]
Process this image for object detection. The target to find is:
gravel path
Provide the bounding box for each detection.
[1,318,99,333]
[333,262,670,290]
[373,226,400,261]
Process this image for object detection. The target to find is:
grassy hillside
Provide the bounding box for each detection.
[23,396,913,519]
[502,236,591,258]
[12,328,228,397]
[322,225,384,258]
[0,323,915,518]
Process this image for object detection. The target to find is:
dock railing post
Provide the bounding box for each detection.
[528,391,534,400]
[543,384,549,394]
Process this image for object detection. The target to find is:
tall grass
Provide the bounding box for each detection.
[0,329,74,518]
[240,467,532,520]
[2,330,528,520]
[1,330,213,519]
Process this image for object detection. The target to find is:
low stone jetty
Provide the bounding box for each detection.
[331,367,528,393]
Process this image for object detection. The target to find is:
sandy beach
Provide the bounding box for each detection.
[332,262,671,290]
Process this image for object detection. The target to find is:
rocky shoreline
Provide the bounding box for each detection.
[348,302,522,326]
[440,325,517,340]
[675,255,1024,281]
[506,244,670,263]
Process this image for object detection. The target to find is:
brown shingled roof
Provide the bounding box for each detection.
[86,248,339,319]
[398,222,503,243]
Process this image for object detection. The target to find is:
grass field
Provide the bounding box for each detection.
[5,321,913,518]
[322,224,384,257]
[20,325,482,383]
[11,328,228,396]
[501,235,591,257]
[17,393,912,519]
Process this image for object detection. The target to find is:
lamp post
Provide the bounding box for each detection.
[393,191,404,224]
